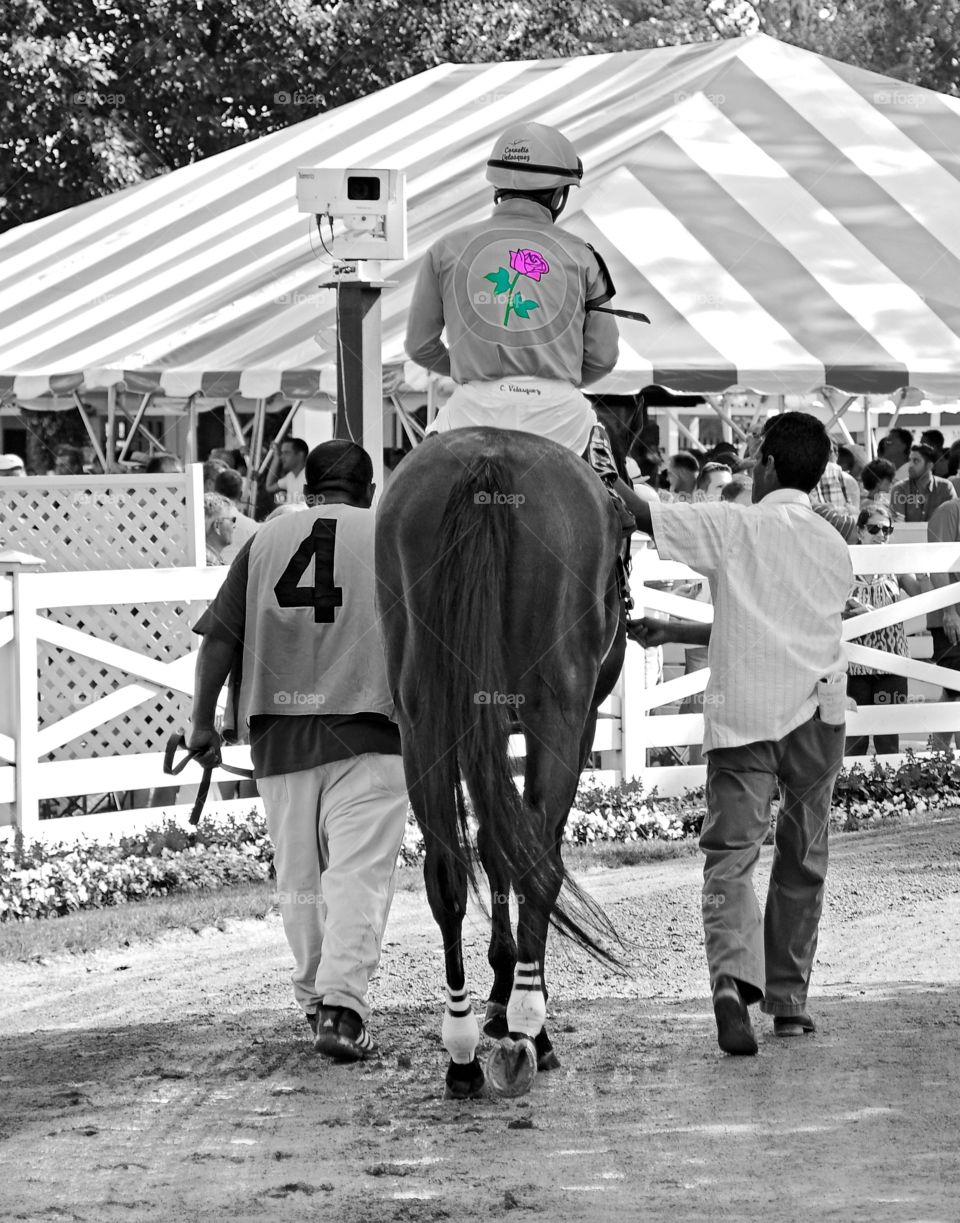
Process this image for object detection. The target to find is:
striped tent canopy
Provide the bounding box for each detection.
[3,32,960,404]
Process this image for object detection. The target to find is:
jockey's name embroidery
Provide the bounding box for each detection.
[500,383,541,396]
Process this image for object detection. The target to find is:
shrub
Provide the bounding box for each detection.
[1,752,956,922]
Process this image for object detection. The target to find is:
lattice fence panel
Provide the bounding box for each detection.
[37,601,207,760]
[0,479,193,570]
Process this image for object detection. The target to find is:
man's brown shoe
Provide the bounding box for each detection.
[713,975,758,1056]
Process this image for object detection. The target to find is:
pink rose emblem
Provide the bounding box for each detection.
[509,248,550,282]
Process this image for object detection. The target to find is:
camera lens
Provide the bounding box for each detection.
[347,175,381,202]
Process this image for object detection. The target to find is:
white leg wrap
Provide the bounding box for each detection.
[505,962,546,1037]
[442,986,479,1065]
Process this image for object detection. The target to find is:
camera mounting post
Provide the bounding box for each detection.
[296,168,407,492]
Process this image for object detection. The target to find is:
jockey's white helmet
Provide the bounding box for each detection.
[485,122,583,192]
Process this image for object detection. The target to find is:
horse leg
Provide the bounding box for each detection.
[485,817,560,1071]
[421,834,485,1100]
[486,719,585,1093]
[398,719,485,1101]
[477,822,516,1041]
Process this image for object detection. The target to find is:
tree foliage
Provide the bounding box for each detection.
[0,0,619,232]
[2,0,959,235]
[608,0,960,95]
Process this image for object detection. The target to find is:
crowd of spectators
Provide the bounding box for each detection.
[637,423,960,526]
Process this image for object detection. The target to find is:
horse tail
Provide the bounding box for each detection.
[417,454,621,969]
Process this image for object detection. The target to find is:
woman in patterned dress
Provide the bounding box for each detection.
[844,504,920,756]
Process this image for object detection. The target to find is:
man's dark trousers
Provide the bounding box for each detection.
[701,713,845,1017]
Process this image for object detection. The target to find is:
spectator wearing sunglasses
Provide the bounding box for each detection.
[843,506,920,757]
[203,492,237,565]
[214,468,260,563]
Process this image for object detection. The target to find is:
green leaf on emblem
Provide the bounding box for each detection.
[511,296,539,319]
[483,267,513,295]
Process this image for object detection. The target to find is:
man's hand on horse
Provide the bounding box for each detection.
[186,724,222,770]
[627,616,673,648]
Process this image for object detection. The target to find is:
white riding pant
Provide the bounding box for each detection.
[425,377,598,453]
[258,753,408,1022]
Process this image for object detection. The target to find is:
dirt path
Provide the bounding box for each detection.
[2,818,959,1222]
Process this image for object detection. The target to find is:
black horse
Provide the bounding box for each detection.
[375,428,627,1099]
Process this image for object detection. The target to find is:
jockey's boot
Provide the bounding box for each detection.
[586,424,636,537]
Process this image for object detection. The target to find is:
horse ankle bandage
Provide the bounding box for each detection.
[506,962,546,1037]
[442,986,480,1064]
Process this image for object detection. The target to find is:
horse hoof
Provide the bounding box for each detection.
[443,1056,486,1100]
[537,1049,561,1072]
[483,1002,509,1040]
[485,1035,537,1098]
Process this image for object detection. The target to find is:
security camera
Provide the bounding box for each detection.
[296,167,407,260]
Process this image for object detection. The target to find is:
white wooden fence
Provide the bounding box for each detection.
[0,562,252,840]
[625,528,960,794]
[0,468,205,570]
[2,533,959,840]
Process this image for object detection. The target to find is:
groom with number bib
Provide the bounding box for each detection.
[406,121,647,526]
[188,440,407,1063]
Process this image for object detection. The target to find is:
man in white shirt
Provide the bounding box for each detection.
[629,413,852,1056]
[265,437,308,506]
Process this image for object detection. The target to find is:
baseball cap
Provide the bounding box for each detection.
[0,453,25,472]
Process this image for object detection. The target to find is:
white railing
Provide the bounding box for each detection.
[0,467,205,570]
[2,532,959,837]
[0,554,620,841]
[0,562,251,840]
[623,527,960,794]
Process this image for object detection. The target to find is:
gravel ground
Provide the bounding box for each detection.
[1,814,959,1222]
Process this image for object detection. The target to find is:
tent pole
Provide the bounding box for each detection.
[393,395,426,448]
[888,388,908,429]
[661,407,701,449]
[117,393,153,463]
[250,398,266,472]
[72,391,107,472]
[835,416,855,445]
[822,390,859,435]
[224,397,245,451]
[704,394,749,443]
[256,400,300,477]
[186,395,198,465]
[105,383,118,472]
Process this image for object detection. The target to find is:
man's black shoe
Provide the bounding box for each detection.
[773,1013,816,1038]
[713,975,758,1056]
[314,1005,379,1062]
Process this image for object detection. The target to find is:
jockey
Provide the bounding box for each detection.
[405,120,650,526]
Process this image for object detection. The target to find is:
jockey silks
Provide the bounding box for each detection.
[238,504,395,726]
[426,377,598,453]
[405,198,618,388]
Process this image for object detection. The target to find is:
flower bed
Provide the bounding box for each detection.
[2,754,958,922]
